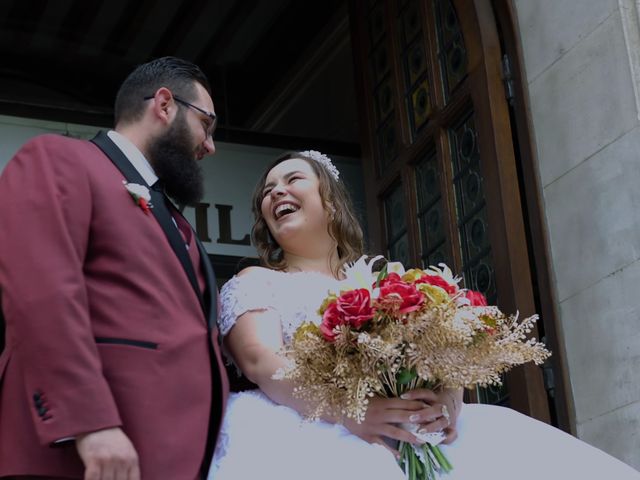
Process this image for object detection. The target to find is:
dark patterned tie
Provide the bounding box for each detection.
[151,181,190,245]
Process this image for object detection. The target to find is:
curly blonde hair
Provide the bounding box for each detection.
[250,152,364,276]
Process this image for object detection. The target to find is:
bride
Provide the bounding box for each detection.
[209,151,639,479]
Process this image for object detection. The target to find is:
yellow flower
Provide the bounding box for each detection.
[293,322,321,342]
[402,269,426,283]
[480,314,497,329]
[417,284,450,305]
[317,294,338,316]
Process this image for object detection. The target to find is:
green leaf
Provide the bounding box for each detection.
[375,263,388,288]
[396,367,418,385]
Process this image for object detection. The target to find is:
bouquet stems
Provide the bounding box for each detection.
[390,373,453,479]
[399,441,452,480]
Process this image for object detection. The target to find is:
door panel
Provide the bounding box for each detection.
[350,0,550,421]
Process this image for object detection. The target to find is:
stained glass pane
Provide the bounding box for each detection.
[398,0,432,140]
[465,256,497,303]
[458,165,483,215]
[367,5,397,174]
[389,233,410,265]
[434,0,467,100]
[374,78,394,123]
[377,119,398,172]
[384,184,407,240]
[415,150,451,268]
[415,155,439,208]
[368,3,386,47]
[419,201,446,252]
[462,210,490,260]
[405,40,426,86]
[370,40,390,86]
[400,0,421,46]
[427,244,449,268]
[451,124,479,176]
[450,114,483,221]
[426,203,444,243]
[384,184,409,264]
[449,110,503,406]
[409,81,430,132]
[449,113,491,272]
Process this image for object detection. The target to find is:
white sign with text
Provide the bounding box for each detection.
[0,115,365,258]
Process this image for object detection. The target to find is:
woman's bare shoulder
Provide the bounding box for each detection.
[236,266,282,278]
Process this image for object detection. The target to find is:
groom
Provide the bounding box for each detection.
[0,57,228,479]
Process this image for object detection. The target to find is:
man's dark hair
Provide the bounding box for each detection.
[114,56,211,126]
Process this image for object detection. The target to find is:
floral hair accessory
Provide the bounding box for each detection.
[299,150,340,181]
[123,180,153,214]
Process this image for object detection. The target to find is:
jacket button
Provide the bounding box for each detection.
[33,392,42,402]
[37,406,47,417]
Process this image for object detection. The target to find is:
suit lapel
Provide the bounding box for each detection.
[170,204,219,332]
[195,237,218,331]
[90,131,205,312]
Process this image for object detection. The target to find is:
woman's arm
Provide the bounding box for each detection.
[225,307,429,450]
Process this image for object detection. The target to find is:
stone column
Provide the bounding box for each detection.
[513,0,640,468]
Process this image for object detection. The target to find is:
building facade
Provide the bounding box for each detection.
[0,0,637,469]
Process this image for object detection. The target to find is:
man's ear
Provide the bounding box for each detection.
[149,87,174,124]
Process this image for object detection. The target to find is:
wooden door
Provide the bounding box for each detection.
[349,0,550,421]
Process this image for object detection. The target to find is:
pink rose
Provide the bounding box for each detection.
[373,272,403,288]
[465,290,488,306]
[320,302,342,341]
[320,289,374,341]
[379,281,425,314]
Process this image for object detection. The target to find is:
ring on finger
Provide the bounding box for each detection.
[441,404,450,427]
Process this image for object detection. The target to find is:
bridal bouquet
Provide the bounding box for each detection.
[275,256,550,480]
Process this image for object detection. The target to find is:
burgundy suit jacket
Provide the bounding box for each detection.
[0,133,229,479]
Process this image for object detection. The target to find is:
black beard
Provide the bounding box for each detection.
[146,114,204,207]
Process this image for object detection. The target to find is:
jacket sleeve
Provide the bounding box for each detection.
[0,135,122,445]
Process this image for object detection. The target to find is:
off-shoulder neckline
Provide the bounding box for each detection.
[234,267,340,282]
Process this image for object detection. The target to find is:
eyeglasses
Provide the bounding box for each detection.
[143,94,217,139]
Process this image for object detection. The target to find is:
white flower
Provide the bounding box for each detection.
[426,263,462,287]
[452,308,480,336]
[123,181,151,201]
[386,261,406,276]
[123,181,153,214]
[341,255,384,292]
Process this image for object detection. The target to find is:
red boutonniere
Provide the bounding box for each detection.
[123,181,153,214]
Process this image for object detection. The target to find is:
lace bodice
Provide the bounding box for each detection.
[219,267,341,343]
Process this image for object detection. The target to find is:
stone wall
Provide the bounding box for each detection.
[513,0,640,468]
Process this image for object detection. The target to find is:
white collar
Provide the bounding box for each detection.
[107,130,158,187]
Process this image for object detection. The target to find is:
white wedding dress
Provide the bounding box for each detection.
[209,268,639,480]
